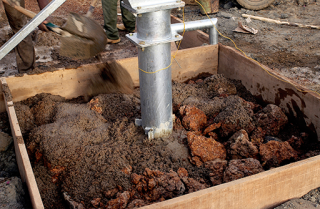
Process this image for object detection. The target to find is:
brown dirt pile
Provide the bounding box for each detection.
[14,74,320,208]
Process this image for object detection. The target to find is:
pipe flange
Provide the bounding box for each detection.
[126,33,183,48]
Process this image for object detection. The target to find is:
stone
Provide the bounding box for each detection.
[181,177,207,193]
[180,105,207,132]
[182,96,225,119]
[0,132,13,152]
[250,127,266,147]
[106,191,131,209]
[0,177,25,209]
[205,159,228,186]
[223,158,264,183]
[260,141,298,168]
[280,13,289,19]
[214,96,255,137]
[287,135,304,150]
[132,169,185,202]
[226,129,258,159]
[203,122,221,136]
[127,199,147,209]
[254,104,288,136]
[219,12,233,19]
[187,132,226,167]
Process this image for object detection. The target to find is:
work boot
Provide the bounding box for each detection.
[117,24,126,31]
[107,38,121,44]
[117,24,136,33]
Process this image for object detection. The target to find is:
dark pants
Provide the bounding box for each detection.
[101,0,136,40]
[4,0,35,72]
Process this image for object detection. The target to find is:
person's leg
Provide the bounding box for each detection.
[101,0,120,40]
[4,0,35,72]
[120,3,136,32]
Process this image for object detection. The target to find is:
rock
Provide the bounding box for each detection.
[203,74,237,97]
[250,127,266,147]
[254,104,288,136]
[226,129,258,159]
[132,169,185,202]
[180,105,207,131]
[106,191,131,209]
[0,177,25,209]
[287,135,304,150]
[203,122,221,136]
[91,197,101,207]
[205,159,228,186]
[214,96,255,137]
[187,132,226,167]
[182,96,225,119]
[182,177,207,193]
[173,117,185,130]
[280,13,289,19]
[218,11,233,19]
[177,167,188,178]
[127,199,147,209]
[260,141,298,167]
[223,158,264,183]
[104,188,119,199]
[0,132,13,152]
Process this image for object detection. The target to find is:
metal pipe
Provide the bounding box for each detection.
[171,18,218,44]
[0,0,66,60]
[137,9,173,138]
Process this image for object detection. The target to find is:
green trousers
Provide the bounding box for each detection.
[101,0,136,40]
[4,0,35,72]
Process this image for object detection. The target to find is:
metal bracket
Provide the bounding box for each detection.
[122,0,185,14]
[0,0,66,60]
[126,33,183,48]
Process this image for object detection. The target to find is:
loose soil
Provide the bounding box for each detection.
[1,0,320,208]
[11,75,320,208]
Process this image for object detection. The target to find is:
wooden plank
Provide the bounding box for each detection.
[218,44,320,140]
[0,78,44,209]
[0,45,218,109]
[140,155,320,209]
[171,15,210,49]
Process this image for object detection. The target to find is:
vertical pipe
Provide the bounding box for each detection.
[137,9,173,138]
[209,26,218,45]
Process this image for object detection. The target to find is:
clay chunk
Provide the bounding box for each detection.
[260,140,298,168]
[187,132,226,167]
[223,158,264,183]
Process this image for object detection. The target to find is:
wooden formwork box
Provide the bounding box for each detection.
[0,18,320,209]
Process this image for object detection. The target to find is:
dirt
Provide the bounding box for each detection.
[1,0,320,208]
[7,74,318,208]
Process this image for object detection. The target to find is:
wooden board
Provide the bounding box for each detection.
[0,45,218,113]
[0,78,44,209]
[140,155,320,209]
[218,44,320,140]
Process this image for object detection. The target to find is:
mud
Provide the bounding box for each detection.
[11,74,319,208]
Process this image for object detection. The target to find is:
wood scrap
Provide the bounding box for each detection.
[234,22,258,34]
[242,14,320,30]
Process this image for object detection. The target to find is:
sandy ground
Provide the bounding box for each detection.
[1,0,320,208]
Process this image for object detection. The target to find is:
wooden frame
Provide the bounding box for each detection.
[1,32,320,209]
